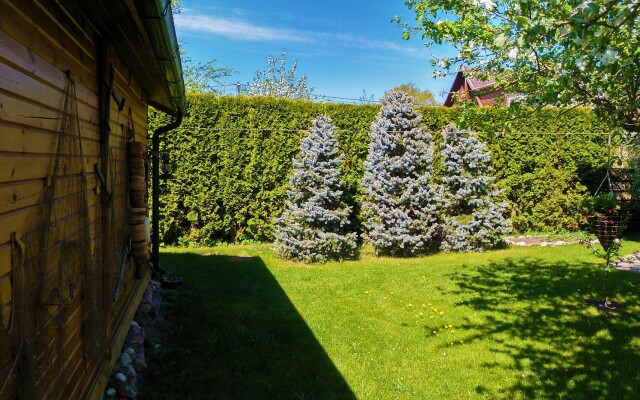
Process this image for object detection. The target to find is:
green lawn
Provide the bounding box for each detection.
[140,240,640,400]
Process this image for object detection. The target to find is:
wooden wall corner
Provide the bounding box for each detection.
[85,267,151,400]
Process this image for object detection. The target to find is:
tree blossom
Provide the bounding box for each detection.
[396,0,640,133]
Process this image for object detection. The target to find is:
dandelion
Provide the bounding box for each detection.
[430,315,435,319]
[433,331,437,334]
[460,340,464,343]
[439,311,445,315]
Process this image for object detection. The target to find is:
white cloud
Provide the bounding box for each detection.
[174,14,311,43]
[174,11,424,58]
[325,32,420,55]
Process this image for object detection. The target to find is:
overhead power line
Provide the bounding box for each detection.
[205,81,379,104]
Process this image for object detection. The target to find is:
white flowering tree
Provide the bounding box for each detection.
[396,0,640,133]
[274,115,357,262]
[361,90,441,256]
[245,51,314,100]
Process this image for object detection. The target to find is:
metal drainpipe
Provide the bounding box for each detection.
[151,110,182,274]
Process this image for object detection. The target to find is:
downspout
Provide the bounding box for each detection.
[151,110,182,273]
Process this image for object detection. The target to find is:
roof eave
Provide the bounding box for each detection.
[73,0,185,116]
[443,71,465,107]
[133,0,186,115]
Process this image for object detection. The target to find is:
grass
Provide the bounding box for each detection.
[140,238,640,400]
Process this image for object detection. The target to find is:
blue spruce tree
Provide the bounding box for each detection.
[274,115,357,262]
[440,124,511,252]
[361,90,440,256]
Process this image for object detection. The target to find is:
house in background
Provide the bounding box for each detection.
[0,0,184,398]
[443,70,509,107]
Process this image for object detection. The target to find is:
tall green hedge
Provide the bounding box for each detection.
[149,94,610,245]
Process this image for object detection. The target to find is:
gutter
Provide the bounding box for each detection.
[135,0,186,114]
[151,111,183,272]
[134,0,186,271]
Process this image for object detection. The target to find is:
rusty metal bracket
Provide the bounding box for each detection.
[94,163,112,199]
[102,66,126,112]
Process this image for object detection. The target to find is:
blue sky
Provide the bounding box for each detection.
[174,1,456,103]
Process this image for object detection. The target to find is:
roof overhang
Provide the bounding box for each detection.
[72,0,185,115]
[443,71,465,107]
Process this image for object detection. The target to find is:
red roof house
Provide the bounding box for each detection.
[443,70,508,107]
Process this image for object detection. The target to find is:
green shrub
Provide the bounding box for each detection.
[150,95,611,244]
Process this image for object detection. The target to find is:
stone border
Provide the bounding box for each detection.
[613,253,640,274]
[102,280,162,399]
[504,236,597,247]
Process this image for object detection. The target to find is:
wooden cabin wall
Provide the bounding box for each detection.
[0,0,150,398]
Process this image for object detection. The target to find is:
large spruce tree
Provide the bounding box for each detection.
[274,115,357,262]
[361,90,440,256]
[440,124,511,252]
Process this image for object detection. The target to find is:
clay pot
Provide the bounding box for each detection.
[132,246,149,258]
[131,224,147,243]
[129,212,146,224]
[130,176,146,191]
[129,158,145,176]
[130,192,146,208]
[130,207,146,216]
[133,250,150,265]
[127,142,146,157]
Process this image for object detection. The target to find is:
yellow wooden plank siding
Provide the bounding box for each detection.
[0,0,151,398]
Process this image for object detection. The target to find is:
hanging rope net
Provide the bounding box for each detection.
[108,118,131,300]
[0,74,101,399]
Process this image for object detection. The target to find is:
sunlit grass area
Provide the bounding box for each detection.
[140,238,640,399]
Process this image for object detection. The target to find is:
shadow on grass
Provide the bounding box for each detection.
[447,257,640,399]
[140,252,356,400]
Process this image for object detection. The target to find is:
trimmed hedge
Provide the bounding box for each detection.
[150,94,610,245]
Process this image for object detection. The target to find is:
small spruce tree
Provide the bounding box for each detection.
[274,115,357,262]
[361,90,440,256]
[440,124,511,252]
